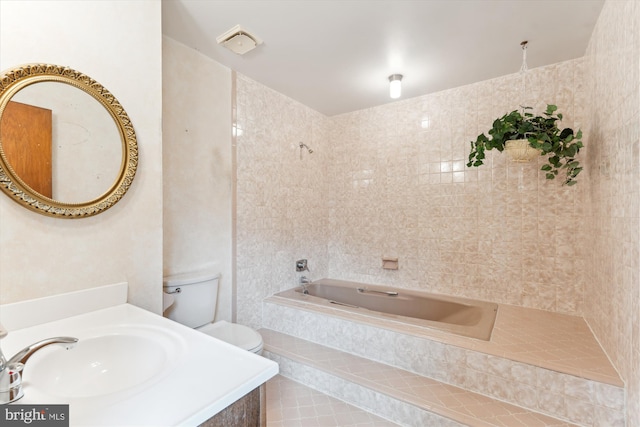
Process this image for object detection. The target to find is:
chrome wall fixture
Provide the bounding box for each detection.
[295,259,308,272]
[299,142,313,160]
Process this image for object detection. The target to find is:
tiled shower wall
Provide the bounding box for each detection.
[235,74,331,328]
[583,0,640,424]
[236,58,588,327]
[327,60,588,313]
[234,2,640,423]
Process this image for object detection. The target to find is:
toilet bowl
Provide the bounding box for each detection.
[198,321,263,354]
[162,271,263,355]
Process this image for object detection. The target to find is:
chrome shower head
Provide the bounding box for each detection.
[299,142,313,154]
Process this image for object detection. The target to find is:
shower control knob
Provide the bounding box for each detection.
[296,259,308,272]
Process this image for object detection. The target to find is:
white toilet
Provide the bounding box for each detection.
[162,271,264,355]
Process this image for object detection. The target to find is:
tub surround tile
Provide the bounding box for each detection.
[268,353,468,427]
[236,58,587,334]
[323,55,587,314]
[263,330,578,427]
[263,297,624,425]
[235,3,640,424]
[265,295,621,387]
[583,1,640,425]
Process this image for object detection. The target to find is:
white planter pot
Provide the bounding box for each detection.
[504,139,541,163]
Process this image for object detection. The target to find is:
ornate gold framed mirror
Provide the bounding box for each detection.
[0,64,138,218]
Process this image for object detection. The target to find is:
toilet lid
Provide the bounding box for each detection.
[198,321,263,352]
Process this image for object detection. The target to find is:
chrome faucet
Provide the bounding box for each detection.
[0,323,78,404]
[300,276,311,294]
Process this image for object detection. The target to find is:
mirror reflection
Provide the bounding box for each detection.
[0,82,122,204]
[0,63,137,218]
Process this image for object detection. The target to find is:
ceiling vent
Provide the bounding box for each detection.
[216,24,263,55]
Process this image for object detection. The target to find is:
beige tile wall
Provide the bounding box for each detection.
[235,74,331,328]
[326,59,588,313]
[583,1,640,425]
[236,58,588,326]
[233,2,640,423]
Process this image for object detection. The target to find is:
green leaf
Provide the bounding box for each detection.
[560,128,573,139]
[565,145,577,157]
[466,104,583,185]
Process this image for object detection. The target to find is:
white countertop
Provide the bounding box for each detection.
[1,285,278,426]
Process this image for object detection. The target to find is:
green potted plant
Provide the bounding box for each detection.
[466,104,584,186]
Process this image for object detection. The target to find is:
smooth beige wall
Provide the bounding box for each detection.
[0,1,163,313]
[583,1,640,424]
[162,37,233,322]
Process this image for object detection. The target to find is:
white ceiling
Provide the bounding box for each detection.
[162,0,605,117]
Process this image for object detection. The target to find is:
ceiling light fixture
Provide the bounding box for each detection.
[388,74,403,99]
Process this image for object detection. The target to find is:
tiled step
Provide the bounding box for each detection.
[262,296,625,426]
[262,329,578,427]
[266,374,400,427]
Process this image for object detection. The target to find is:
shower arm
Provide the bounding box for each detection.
[299,142,314,160]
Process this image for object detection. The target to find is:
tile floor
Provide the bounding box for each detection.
[266,375,399,427]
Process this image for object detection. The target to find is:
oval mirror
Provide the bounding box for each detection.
[0,64,138,218]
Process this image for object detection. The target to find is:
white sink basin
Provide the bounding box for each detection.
[1,291,278,426]
[25,326,181,398]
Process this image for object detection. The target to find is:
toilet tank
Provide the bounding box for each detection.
[163,271,220,329]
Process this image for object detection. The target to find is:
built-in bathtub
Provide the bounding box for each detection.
[275,278,498,340]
